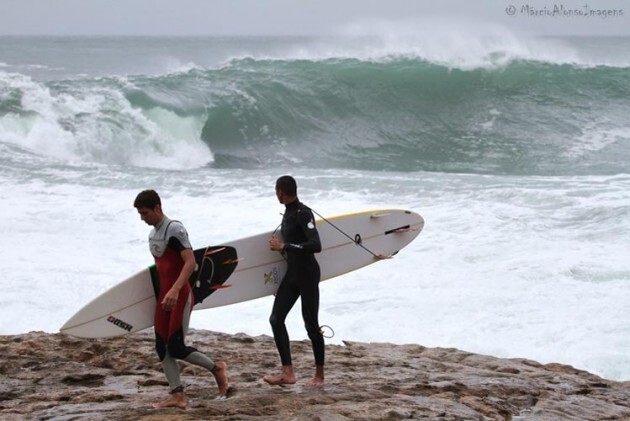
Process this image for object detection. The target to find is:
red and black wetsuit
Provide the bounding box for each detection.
[149,217,198,362]
[149,217,217,393]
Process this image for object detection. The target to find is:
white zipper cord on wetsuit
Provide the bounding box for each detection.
[272,221,282,236]
[272,221,288,263]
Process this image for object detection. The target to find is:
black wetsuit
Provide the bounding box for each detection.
[269,199,324,366]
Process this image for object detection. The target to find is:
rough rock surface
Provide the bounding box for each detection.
[1,330,629,420]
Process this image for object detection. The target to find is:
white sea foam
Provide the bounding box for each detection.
[0,71,213,169]
[1,166,629,381]
[565,120,630,158]
[209,20,630,69]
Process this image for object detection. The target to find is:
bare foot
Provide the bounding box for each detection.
[304,365,324,388]
[212,361,229,396]
[263,372,297,386]
[304,376,324,387]
[152,391,188,409]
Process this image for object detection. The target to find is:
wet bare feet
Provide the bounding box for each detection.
[152,391,187,409]
[304,365,324,387]
[212,361,229,396]
[304,376,324,387]
[263,370,296,386]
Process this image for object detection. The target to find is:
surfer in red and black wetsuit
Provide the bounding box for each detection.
[134,190,228,409]
[264,175,325,387]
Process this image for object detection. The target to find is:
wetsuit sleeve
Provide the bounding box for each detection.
[167,237,187,253]
[284,209,322,253]
[166,221,193,251]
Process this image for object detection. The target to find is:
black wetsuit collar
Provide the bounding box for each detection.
[285,198,301,210]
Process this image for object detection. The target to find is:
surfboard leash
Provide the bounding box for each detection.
[309,207,388,260]
[320,324,335,338]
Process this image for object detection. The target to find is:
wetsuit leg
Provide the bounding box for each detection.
[300,265,324,366]
[155,292,182,391]
[170,292,216,367]
[158,289,192,391]
[269,277,300,366]
[165,289,197,360]
[160,292,216,390]
[154,296,170,361]
[161,352,182,392]
[181,298,215,371]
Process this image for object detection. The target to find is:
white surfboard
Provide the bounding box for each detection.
[61,209,424,338]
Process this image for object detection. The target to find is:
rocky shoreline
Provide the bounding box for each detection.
[1,329,630,420]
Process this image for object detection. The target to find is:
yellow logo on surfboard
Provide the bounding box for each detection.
[264,267,280,285]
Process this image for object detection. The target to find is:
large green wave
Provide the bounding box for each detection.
[2,57,630,174]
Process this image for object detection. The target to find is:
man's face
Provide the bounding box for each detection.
[137,206,162,226]
[275,188,285,204]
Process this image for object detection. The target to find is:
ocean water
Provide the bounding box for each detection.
[1,32,630,381]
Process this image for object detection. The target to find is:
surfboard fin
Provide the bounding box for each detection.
[374,254,393,260]
[385,225,413,235]
[205,247,226,256]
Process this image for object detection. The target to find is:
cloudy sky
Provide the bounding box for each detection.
[0,0,628,36]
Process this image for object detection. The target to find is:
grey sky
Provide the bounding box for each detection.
[0,0,628,36]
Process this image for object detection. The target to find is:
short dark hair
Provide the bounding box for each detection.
[134,189,161,209]
[276,175,297,197]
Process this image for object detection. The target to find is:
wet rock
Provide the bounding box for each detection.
[0,330,629,420]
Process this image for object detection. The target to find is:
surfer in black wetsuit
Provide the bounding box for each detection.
[134,190,228,409]
[264,175,325,387]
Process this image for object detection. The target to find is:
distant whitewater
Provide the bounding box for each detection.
[1,35,629,174]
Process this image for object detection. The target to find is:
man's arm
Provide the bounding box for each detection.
[283,210,321,253]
